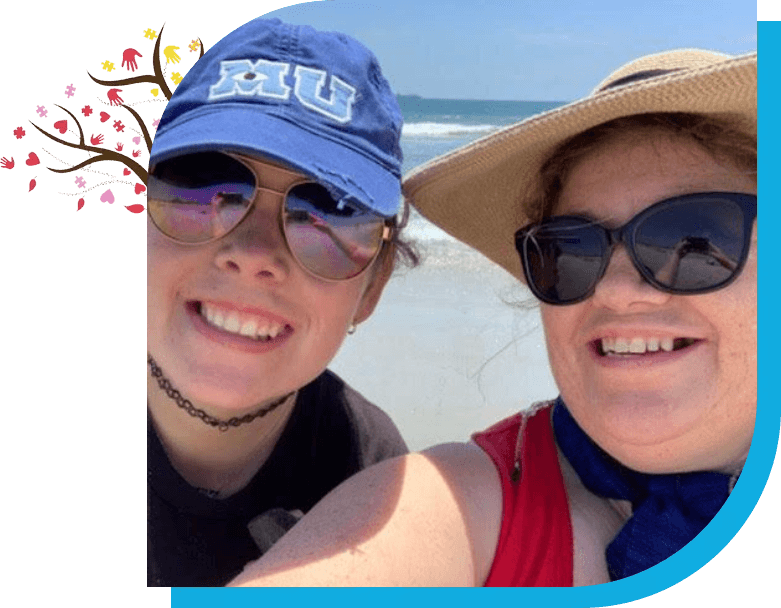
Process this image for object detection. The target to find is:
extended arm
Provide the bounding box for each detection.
[229,442,502,587]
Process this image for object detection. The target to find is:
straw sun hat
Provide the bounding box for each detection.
[403,49,757,281]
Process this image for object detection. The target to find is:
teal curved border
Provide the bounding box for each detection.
[171,20,775,608]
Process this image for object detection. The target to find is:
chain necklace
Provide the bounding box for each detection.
[147,354,295,432]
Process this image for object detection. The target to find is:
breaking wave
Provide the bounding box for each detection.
[402,121,499,138]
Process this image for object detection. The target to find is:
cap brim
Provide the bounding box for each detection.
[150,104,401,218]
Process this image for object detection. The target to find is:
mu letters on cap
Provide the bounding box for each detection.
[208,59,358,124]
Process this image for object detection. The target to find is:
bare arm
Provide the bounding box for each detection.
[229,441,502,587]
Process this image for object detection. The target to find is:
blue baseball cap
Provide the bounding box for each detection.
[149,17,403,217]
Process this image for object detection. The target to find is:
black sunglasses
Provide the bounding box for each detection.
[147,151,393,281]
[514,192,757,305]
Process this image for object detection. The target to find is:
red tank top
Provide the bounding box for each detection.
[472,403,573,586]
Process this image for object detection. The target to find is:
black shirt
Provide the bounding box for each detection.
[148,370,408,586]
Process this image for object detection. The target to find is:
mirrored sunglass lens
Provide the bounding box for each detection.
[526,219,607,303]
[148,152,255,243]
[284,183,385,279]
[633,197,746,291]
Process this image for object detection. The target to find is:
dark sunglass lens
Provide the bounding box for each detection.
[148,152,256,243]
[284,184,385,280]
[525,218,608,303]
[633,196,747,292]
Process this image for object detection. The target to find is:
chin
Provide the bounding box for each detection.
[594,419,752,475]
[570,388,740,474]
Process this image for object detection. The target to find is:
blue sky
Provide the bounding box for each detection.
[265,0,757,101]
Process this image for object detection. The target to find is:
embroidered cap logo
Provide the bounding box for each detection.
[208,59,357,124]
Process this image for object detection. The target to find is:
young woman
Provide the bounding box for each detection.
[228,48,757,586]
[146,17,417,586]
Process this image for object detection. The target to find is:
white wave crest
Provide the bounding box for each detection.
[402,122,498,138]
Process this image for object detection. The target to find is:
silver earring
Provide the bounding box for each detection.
[347,323,357,335]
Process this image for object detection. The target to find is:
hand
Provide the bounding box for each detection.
[121,48,142,72]
[107,88,124,106]
[163,45,181,64]
[0,157,14,169]
[115,142,124,151]
[90,134,104,145]
[132,150,141,157]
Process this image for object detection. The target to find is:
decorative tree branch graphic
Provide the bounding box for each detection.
[19,24,205,211]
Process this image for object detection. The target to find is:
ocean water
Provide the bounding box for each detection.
[397,96,563,242]
[329,97,565,449]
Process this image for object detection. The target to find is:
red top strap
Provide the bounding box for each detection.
[472,404,573,586]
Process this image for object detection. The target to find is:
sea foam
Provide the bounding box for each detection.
[402,122,498,138]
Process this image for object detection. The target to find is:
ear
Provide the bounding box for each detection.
[353,247,394,325]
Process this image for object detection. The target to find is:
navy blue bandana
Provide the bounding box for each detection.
[551,398,735,580]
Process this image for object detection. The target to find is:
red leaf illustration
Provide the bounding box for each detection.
[29,178,36,192]
[78,198,85,211]
[125,204,145,213]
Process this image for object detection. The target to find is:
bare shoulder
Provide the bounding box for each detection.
[421,441,504,583]
[230,443,502,587]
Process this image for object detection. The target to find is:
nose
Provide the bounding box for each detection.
[591,245,671,311]
[212,190,292,282]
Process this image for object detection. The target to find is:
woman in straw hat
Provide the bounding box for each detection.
[146,18,419,586]
[229,48,756,587]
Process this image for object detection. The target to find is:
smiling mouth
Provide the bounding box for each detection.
[192,301,292,342]
[597,336,699,356]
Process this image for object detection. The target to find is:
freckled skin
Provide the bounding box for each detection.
[541,132,757,475]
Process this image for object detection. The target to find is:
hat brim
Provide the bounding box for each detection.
[403,52,757,281]
[150,104,401,218]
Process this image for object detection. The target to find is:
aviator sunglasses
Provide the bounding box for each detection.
[147,151,393,281]
[514,192,757,305]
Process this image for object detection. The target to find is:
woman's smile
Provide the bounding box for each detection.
[591,336,702,361]
[185,300,295,353]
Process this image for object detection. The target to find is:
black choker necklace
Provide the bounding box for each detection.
[147,354,295,432]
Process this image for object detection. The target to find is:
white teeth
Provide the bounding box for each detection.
[600,336,691,355]
[224,312,241,333]
[257,323,283,340]
[239,319,258,338]
[199,304,287,341]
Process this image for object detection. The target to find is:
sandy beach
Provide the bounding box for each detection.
[330,237,558,451]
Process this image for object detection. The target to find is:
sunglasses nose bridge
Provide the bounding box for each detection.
[215,187,291,260]
[254,185,286,213]
[601,224,642,275]
[591,229,672,308]
[598,222,639,272]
